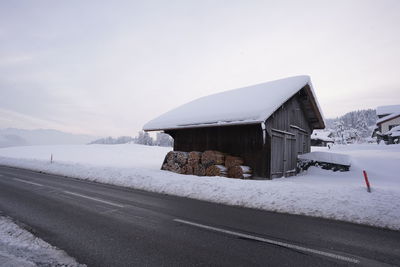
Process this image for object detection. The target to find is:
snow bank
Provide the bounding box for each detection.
[0,144,171,169]
[0,215,83,266]
[0,144,399,230]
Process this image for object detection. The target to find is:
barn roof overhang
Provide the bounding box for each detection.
[145,120,262,132]
[300,84,325,129]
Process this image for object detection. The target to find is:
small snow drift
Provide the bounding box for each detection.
[144,76,325,179]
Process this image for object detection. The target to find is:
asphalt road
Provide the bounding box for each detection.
[0,165,399,267]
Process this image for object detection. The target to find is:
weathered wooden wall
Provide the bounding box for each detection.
[266,92,312,178]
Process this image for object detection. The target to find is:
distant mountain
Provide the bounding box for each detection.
[0,134,29,148]
[0,128,97,148]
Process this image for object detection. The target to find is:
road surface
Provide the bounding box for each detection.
[0,165,399,266]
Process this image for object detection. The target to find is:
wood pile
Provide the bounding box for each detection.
[224,155,244,169]
[227,165,252,179]
[201,150,225,167]
[188,151,202,166]
[193,164,206,176]
[205,165,228,177]
[161,150,252,179]
[162,151,186,174]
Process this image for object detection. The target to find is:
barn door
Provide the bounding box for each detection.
[292,127,309,155]
[271,130,284,178]
[285,135,297,176]
[271,129,297,178]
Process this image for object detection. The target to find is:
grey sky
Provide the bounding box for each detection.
[1,0,399,136]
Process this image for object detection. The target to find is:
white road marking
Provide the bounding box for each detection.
[174,219,360,264]
[63,191,124,208]
[13,178,44,187]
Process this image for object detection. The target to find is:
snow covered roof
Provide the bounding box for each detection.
[376,112,400,125]
[389,125,400,133]
[144,76,325,131]
[311,130,334,142]
[386,125,400,136]
[376,105,400,116]
[391,132,400,137]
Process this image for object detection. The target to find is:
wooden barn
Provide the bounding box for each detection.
[144,76,325,179]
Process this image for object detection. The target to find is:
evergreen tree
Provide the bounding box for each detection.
[334,119,346,144]
[135,131,154,146]
[89,136,134,144]
[355,113,369,139]
[155,132,173,147]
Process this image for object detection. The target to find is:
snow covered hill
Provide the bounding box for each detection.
[0,143,399,230]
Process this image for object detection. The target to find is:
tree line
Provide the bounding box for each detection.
[89,131,173,147]
[325,109,377,143]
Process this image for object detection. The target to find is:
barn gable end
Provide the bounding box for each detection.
[265,90,313,178]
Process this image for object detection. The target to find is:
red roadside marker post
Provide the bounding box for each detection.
[363,170,371,193]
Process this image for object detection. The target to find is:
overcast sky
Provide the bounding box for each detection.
[1,0,399,136]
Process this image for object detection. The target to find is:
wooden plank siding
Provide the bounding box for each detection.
[266,91,312,178]
[166,87,314,179]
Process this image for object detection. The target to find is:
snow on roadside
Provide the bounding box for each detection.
[0,215,83,266]
[0,144,399,231]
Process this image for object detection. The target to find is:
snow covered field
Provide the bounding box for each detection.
[0,143,399,230]
[0,215,82,266]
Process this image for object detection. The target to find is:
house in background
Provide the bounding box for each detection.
[376,105,400,119]
[144,76,325,179]
[311,130,334,147]
[385,125,400,144]
[373,105,400,144]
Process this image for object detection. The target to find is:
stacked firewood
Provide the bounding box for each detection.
[161,150,252,179]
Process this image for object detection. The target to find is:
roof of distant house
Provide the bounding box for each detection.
[376,105,400,116]
[311,130,334,142]
[144,75,325,131]
[376,112,400,125]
